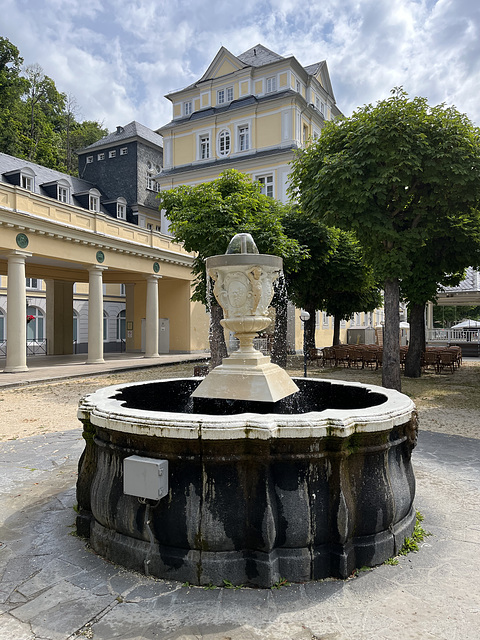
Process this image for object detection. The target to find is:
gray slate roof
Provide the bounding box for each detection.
[0,152,95,194]
[442,267,480,293]
[81,121,163,152]
[237,44,285,67]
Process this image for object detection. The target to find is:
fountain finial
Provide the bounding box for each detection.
[226,233,259,255]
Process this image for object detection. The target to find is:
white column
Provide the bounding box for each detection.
[145,275,160,358]
[426,302,434,330]
[87,266,106,364]
[5,251,31,373]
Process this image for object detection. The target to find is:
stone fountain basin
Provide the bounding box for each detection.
[76,377,417,587]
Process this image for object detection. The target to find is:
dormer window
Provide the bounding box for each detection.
[117,198,127,220]
[184,101,192,116]
[217,87,233,105]
[3,166,36,191]
[265,76,276,93]
[89,189,101,212]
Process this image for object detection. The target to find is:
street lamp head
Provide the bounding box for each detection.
[300,310,310,322]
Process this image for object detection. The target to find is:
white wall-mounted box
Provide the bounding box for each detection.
[123,455,168,500]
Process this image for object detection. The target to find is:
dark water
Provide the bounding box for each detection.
[114,378,387,416]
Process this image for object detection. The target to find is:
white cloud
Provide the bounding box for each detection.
[1,0,479,132]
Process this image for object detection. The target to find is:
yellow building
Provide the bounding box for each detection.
[156,44,371,349]
[0,151,209,372]
[156,44,342,204]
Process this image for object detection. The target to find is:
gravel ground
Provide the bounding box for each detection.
[1,358,479,441]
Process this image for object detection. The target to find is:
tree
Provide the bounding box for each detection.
[158,170,302,367]
[0,37,28,156]
[284,210,381,349]
[290,88,480,390]
[401,213,480,377]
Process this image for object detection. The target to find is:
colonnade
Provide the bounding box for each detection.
[3,252,163,373]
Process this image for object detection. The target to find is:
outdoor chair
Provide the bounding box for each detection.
[333,345,350,367]
[309,348,323,367]
[438,350,456,374]
[322,347,336,367]
[361,349,378,370]
[422,350,439,373]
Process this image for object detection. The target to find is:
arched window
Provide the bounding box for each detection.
[0,308,5,342]
[73,310,79,342]
[116,309,126,340]
[26,306,44,341]
[217,129,231,157]
[103,311,108,342]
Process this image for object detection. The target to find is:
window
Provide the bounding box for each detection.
[58,185,69,203]
[217,89,225,104]
[103,311,108,342]
[226,86,233,102]
[86,155,93,163]
[97,153,105,161]
[200,135,210,159]
[89,194,100,212]
[73,310,78,343]
[109,150,116,158]
[303,124,309,145]
[218,129,231,156]
[265,76,276,93]
[257,174,274,198]
[26,278,41,290]
[184,101,192,116]
[21,175,33,190]
[322,312,329,328]
[117,203,126,220]
[0,308,5,342]
[26,306,44,341]
[238,125,249,151]
[155,225,161,232]
[120,284,126,296]
[296,80,301,93]
[120,147,128,156]
[146,171,159,191]
[116,309,126,341]
[147,223,153,230]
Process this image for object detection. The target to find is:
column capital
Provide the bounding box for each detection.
[88,265,108,273]
[145,274,162,281]
[8,250,32,260]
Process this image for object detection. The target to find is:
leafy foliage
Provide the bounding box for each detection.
[290,88,480,388]
[158,169,303,306]
[0,37,107,174]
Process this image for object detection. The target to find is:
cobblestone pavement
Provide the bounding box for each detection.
[1,426,479,640]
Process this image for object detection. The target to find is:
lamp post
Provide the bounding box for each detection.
[300,310,310,377]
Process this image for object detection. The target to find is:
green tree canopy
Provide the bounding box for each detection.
[290,88,480,389]
[284,210,381,348]
[158,169,303,366]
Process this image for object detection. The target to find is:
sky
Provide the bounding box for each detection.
[1,0,480,132]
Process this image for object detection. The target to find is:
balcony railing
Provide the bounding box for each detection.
[427,329,480,343]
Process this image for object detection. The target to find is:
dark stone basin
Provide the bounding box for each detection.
[76,377,417,588]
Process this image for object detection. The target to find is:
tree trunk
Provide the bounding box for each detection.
[332,315,341,346]
[271,285,288,368]
[382,278,402,391]
[304,304,316,353]
[404,302,425,378]
[209,303,227,369]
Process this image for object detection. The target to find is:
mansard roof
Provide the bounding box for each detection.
[236,44,285,67]
[0,152,94,194]
[80,121,163,152]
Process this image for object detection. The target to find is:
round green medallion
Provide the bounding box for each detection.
[16,233,29,249]
[96,250,105,263]
[153,262,160,273]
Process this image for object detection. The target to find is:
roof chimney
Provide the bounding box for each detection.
[116,126,124,134]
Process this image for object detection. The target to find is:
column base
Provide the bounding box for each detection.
[86,358,105,365]
[3,365,29,373]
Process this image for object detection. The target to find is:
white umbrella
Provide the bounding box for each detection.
[451,319,480,329]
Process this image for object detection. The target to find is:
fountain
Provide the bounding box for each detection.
[76,234,417,587]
